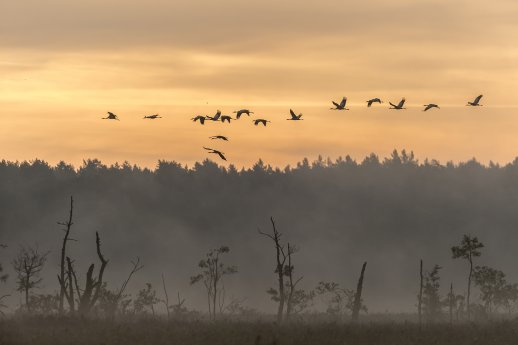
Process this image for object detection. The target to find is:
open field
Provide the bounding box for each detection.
[1,317,518,345]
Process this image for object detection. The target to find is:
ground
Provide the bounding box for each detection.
[1,317,518,345]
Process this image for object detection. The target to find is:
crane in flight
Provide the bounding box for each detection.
[221,115,233,123]
[423,104,440,111]
[192,115,207,125]
[287,109,303,120]
[254,119,271,126]
[209,135,229,141]
[203,147,227,161]
[143,114,161,119]
[102,112,120,120]
[389,98,406,110]
[367,98,383,107]
[206,110,222,121]
[467,95,483,106]
[234,109,254,119]
[331,97,348,110]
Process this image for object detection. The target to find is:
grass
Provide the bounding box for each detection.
[1,317,518,345]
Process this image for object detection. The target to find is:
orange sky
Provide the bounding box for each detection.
[1,0,518,168]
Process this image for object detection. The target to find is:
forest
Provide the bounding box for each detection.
[1,150,518,343]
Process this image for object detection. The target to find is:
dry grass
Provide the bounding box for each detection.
[1,317,518,345]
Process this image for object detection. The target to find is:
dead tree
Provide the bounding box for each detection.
[351,261,367,322]
[161,273,170,320]
[57,196,75,314]
[418,259,424,328]
[66,232,109,317]
[259,217,288,324]
[285,243,303,320]
[12,245,49,313]
[448,283,454,325]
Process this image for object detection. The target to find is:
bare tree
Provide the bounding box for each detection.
[65,232,109,317]
[98,258,143,319]
[0,243,7,284]
[57,196,75,314]
[451,234,484,320]
[259,217,288,324]
[0,244,8,316]
[284,243,304,320]
[418,259,423,328]
[448,283,454,325]
[12,245,49,312]
[161,273,170,319]
[352,261,367,322]
[190,246,237,320]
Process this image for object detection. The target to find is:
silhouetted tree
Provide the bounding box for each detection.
[12,245,49,313]
[316,281,366,320]
[473,265,518,314]
[161,273,171,319]
[422,264,443,323]
[352,261,367,322]
[452,235,484,320]
[417,259,423,328]
[259,217,288,324]
[29,293,59,315]
[190,246,237,320]
[0,244,8,316]
[134,283,159,316]
[65,232,109,317]
[57,196,74,314]
[0,244,7,284]
[447,283,454,325]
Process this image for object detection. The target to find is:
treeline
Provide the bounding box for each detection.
[0,150,518,320]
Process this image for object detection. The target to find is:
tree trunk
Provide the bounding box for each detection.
[272,218,285,324]
[418,259,423,329]
[25,275,30,312]
[467,255,472,321]
[58,196,74,314]
[352,261,367,322]
[449,283,454,325]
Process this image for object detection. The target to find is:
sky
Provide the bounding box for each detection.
[1,0,518,168]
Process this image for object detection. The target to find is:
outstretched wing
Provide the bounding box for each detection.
[217,152,227,161]
[474,95,483,104]
[389,102,396,108]
[340,97,347,108]
[290,109,297,119]
[367,100,373,107]
[203,147,213,151]
[398,98,406,108]
[332,101,340,108]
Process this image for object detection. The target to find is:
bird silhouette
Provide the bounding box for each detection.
[233,109,254,119]
[367,98,383,107]
[287,109,303,120]
[221,115,233,123]
[423,104,440,111]
[209,135,229,141]
[331,97,348,110]
[254,119,271,126]
[203,147,227,161]
[192,115,206,125]
[143,114,162,119]
[102,112,120,120]
[467,95,483,106]
[206,110,222,121]
[389,98,406,110]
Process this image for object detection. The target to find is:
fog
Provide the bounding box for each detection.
[0,150,517,314]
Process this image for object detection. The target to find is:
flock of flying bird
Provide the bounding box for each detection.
[101,95,484,162]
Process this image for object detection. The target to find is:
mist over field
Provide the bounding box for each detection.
[0,150,517,314]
